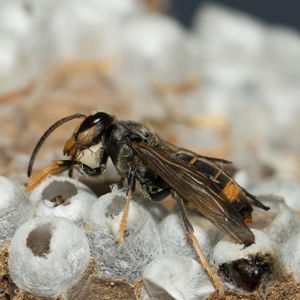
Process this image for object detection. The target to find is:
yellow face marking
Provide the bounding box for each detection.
[63,122,81,156]
[63,135,76,156]
[222,181,241,202]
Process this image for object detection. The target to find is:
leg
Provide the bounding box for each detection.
[115,173,135,244]
[75,149,108,178]
[68,168,74,178]
[172,192,225,296]
[148,188,171,202]
[141,178,171,202]
[24,160,78,193]
[78,164,105,177]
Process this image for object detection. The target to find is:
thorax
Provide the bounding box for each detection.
[103,120,160,180]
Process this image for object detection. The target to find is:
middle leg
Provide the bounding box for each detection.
[115,172,136,244]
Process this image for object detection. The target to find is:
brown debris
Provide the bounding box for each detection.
[206,290,261,300]
[205,290,257,300]
[68,256,143,300]
[67,257,99,299]
[68,275,141,300]
[206,274,300,300]
[0,242,14,299]
[265,273,300,300]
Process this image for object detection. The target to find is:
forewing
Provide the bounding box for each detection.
[132,142,255,246]
[161,140,232,165]
[161,140,258,221]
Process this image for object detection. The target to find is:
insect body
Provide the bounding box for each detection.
[25,111,269,295]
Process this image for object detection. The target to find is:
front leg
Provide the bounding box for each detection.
[147,188,171,202]
[24,160,78,193]
[78,149,108,177]
[141,178,171,202]
[79,163,105,177]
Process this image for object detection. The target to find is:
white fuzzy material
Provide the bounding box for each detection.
[9,216,90,297]
[159,212,222,259]
[86,185,163,281]
[250,179,300,211]
[30,176,97,225]
[263,201,300,244]
[211,229,278,266]
[119,13,188,85]
[281,232,300,281]
[194,4,265,57]
[143,254,214,300]
[0,176,33,241]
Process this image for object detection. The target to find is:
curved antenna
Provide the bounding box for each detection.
[27,113,87,177]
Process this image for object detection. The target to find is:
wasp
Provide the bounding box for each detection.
[25,111,269,295]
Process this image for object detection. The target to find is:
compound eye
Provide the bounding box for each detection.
[78,112,113,134]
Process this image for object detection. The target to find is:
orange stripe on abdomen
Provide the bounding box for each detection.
[222,181,241,202]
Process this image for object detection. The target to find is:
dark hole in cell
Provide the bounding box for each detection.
[106,195,127,217]
[26,223,53,258]
[42,181,78,206]
[219,254,273,291]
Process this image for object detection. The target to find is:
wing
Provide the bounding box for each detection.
[161,140,269,213]
[161,140,232,165]
[132,142,255,246]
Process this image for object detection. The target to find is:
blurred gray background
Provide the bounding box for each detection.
[0,0,299,185]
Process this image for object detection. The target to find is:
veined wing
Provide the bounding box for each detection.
[161,140,232,165]
[161,140,269,214]
[132,142,255,246]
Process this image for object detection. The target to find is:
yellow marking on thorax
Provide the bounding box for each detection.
[214,171,222,179]
[222,181,241,202]
[189,157,198,165]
